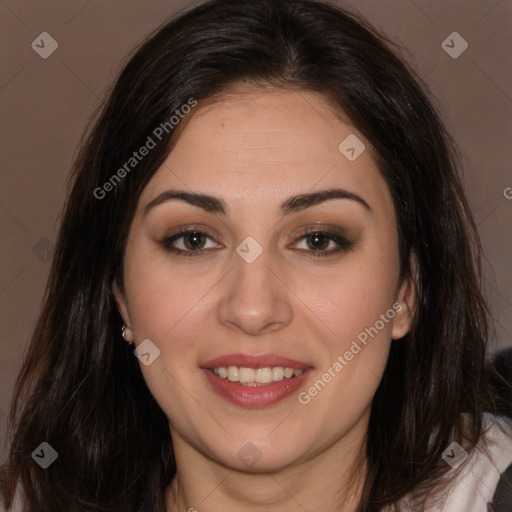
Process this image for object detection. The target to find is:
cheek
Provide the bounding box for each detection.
[121,248,211,414]
[122,241,226,364]
[310,249,399,347]
[298,273,397,427]
[122,244,188,342]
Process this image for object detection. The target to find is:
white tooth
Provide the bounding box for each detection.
[255,367,273,384]
[284,367,294,378]
[239,367,256,383]
[272,367,285,381]
[214,365,302,382]
[227,366,239,382]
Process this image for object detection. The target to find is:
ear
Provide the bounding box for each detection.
[112,279,132,327]
[391,257,417,340]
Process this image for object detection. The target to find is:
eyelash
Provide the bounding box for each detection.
[159,228,354,259]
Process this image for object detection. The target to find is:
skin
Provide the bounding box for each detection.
[113,88,415,512]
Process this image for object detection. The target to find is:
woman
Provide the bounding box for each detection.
[1,0,511,510]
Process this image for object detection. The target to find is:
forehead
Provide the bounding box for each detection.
[138,88,392,216]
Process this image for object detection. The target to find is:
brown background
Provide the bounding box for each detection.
[1,0,511,463]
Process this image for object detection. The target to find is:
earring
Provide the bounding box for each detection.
[121,325,134,345]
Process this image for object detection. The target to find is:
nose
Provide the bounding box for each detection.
[216,241,293,336]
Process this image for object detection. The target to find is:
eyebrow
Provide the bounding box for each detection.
[143,187,371,217]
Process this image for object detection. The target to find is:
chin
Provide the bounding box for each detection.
[214,436,308,473]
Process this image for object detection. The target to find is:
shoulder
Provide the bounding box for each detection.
[427,413,512,512]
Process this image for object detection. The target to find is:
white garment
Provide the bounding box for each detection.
[1,414,511,511]
[419,414,512,511]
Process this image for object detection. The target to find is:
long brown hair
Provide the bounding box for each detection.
[1,0,507,510]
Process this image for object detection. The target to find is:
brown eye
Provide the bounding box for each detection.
[181,231,207,250]
[160,230,221,257]
[160,228,353,259]
[305,232,331,251]
[293,230,354,258]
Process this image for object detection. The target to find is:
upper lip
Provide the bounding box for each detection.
[201,353,312,370]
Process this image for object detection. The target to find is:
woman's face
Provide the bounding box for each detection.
[114,88,414,472]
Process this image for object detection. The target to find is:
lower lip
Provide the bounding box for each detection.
[202,368,312,407]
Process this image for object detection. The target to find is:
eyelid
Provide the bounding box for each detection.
[292,224,349,240]
[161,224,223,244]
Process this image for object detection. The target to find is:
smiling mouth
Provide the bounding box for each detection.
[209,366,305,386]
[200,353,313,406]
